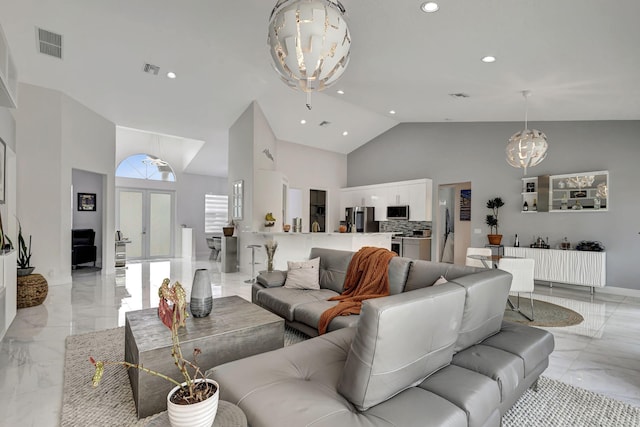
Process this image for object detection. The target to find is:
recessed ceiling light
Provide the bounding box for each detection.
[167,71,177,79]
[421,2,439,13]
[481,56,496,63]
[342,131,349,136]
[300,119,307,124]
[337,89,345,95]
[389,110,396,115]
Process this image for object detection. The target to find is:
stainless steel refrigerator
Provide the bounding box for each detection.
[345,207,378,232]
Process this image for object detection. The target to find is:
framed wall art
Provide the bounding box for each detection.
[78,192,97,211]
[459,189,471,221]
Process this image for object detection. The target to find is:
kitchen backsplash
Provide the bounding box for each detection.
[380,220,431,234]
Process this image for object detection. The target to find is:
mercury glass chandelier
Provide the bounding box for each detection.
[267,0,351,110]
[505,90,549,175]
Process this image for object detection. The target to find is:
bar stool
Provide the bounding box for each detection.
[244,244,262,284]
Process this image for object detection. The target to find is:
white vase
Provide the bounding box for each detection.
[167,379,219,427]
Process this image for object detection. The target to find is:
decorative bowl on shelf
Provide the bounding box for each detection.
[264,221,275,227]
[283,224,291,232]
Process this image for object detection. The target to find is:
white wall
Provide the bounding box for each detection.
[276,139,347,232]
[15,84,116,284]
[177,173,227,257]
[347,120,640,290]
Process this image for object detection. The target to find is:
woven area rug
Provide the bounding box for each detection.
[503,298,584,327]
[62,326,639,427]
[61,325,310,426]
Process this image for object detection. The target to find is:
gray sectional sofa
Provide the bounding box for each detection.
[209,247,554,427]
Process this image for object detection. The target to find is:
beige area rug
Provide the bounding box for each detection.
[61,326,309,426]
[503,297,584,327]
[62,326,639,427]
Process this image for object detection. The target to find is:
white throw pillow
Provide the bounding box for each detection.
[284,257,320,290]
[433,275,448,286]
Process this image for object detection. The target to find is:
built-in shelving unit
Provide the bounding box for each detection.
[519,171,608,213]
[549,171,609,212]
[520,175,549,213]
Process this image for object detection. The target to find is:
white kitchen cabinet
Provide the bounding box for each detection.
[386,185,410,206]
[339,178,433,222]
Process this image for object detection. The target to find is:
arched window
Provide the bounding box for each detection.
[116,153,176,182]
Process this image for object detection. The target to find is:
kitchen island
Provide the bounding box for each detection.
[240,231,393,271]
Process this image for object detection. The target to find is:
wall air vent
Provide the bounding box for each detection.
[143,63,160,75]
[36,27,63,59]
[319,121,331,127]
[449,93,470,99]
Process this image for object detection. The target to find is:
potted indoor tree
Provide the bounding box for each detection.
[485,197,505,245]
[16,221,34,276]
[90,279,219,426]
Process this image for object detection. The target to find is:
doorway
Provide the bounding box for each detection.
[117,188,175,259]
[437,182,471,264]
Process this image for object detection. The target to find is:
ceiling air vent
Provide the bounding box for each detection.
[143,63,160,75]
[449,93,470,99]
[319,121,331,127]
[36,27,62,59]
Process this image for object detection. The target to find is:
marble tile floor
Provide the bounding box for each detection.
[1,258,639,426]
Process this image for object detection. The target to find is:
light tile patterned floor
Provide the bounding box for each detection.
[1,257,639,426]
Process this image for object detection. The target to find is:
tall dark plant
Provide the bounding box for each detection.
[17,221,32,269]
[485,197,504,235]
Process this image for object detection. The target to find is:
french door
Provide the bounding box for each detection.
[117,188,175,259]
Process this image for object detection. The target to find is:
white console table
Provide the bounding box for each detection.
[504,247,605,293]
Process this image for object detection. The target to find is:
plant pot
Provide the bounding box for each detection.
[17,267,35,277]
[167,379,219,427]
[222,226,234,237]
[487,234,503,245]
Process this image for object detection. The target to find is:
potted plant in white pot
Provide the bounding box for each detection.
[485,197,505,245]
[90,279,219,426]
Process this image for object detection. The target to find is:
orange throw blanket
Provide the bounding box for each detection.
[317,246,397,335]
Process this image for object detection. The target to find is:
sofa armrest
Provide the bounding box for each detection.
[257,270,287,288]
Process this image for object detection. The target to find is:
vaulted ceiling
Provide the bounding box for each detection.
[1,0,639,177]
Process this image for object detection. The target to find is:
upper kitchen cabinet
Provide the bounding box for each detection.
[549,171,608,212]
[405,179,432,221]
[339,178,433,222]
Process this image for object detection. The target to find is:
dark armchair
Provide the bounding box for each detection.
[72,229,97,267]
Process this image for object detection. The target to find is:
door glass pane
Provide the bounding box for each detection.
[149,192,171,257]
[120,191,143,258]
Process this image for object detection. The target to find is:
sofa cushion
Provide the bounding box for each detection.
[310,247,355,293]
[338,283,466,411]
[254,287,339,322]
[420,364,501,427]
[448,269,513,352]
[388,256,412,295]
[294,301,359,333]
[284,257,320,289]
[256,270,287,288]
[482,321,555,377]
[404,261,480,292]
[452,344,524,403]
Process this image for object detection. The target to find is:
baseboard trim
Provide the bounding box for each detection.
[534,280,640,298]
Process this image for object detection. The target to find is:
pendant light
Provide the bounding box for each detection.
[505,90,549,175]
[267,0,351,110]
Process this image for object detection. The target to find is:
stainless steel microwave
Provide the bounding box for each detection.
[386,205,409,220]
